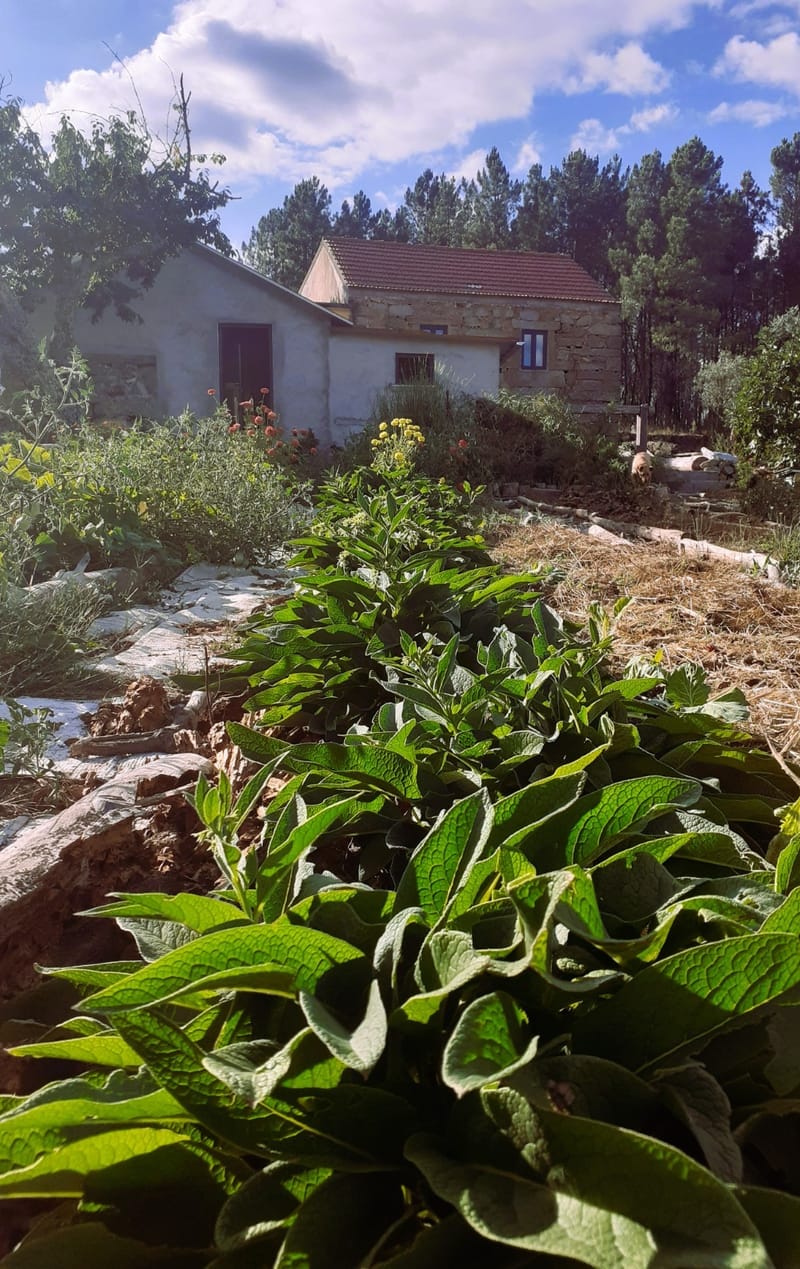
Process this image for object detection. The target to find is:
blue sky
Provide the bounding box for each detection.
[4,0,800,248]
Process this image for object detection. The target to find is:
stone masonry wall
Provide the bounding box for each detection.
[348,288,621,404]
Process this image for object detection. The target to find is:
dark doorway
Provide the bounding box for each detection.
[218,324,272,419]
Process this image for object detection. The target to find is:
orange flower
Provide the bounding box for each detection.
[246,428,256,436]
[265,425,277,436]
[207,388,216,396]
[228,422,241,433]
[240,398,254,409]
[260,387,270,396]
[310,446,318,455]
[265,410,278,421]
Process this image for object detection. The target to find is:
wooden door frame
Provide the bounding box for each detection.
[217,322,274,406]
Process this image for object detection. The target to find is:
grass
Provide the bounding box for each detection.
[0,578,114,697]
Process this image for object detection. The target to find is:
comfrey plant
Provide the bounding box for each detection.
[0,464,799,1267]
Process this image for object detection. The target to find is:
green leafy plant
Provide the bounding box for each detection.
[1,761,798,1265]
[734,307,800,464]
[0,699,57,777]
[2,464,800,1266]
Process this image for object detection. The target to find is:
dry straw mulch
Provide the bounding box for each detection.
[492,520,800,762]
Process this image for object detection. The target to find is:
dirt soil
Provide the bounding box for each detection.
[493,519,800,762]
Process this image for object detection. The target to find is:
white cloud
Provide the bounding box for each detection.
[23,0,717,189]
[628,102,678,130]
[512,136,542,174]
[570,118,622,154]
[566,41,671,95]
[449,149,486,184]
[715,32,800,94]
[569,102,678,155]
[708,98,790,125]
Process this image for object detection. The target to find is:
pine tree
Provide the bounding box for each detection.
[242,177,331,289]
[770,134,800,310]
[333,190,378,238]
[402,170,471,245]
[463,147,519,249]
[513,163,557,252]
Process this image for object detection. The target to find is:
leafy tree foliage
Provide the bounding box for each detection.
[0,90,231,354]
[734,306,800,461]
[695,350,747,440]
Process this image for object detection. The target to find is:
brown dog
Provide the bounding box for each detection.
[631,450,652,484]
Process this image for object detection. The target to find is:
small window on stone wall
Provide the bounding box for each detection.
[420,324,448,335]
[395,353,435,384]
[520,330,548,370]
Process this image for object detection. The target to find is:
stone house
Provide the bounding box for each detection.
[27,239,620,448]
[301,238,622,440]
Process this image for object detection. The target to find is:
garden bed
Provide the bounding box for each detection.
[0,458,798,1266]
[494,518,800,760]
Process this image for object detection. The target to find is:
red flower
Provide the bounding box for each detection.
[207,388,216,396]
[265,409,278,421]
[457,438,468,449]
[228,422,241,433]
[246,428,256,436]
[265,425,277,436]
[310,446,318,455]
[260,387,270,396]
[240,398,254,409]
[291,438,300,448]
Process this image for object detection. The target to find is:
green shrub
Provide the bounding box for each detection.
[734,307,800,463]
[57,415,306,568]
[482,390,627,491]
[0,415,306,585]
[739,467,800,524]
[695,350,748,442]
[343,382,628,495]
[344,378,485,485]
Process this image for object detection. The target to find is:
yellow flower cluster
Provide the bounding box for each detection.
[370,418,425,473]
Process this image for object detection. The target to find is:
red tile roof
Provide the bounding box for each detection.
[323,238,615,304]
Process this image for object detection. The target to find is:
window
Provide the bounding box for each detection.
[420,324,448,335]
[520,329,548,370]
[395,353,435,384]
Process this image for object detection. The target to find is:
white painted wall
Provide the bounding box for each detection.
[30,248,336,443]
[328,333,500,443]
